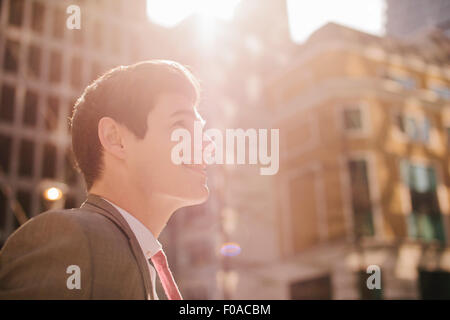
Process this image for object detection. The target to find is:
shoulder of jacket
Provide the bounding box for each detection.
[9,208,121,242]
[4,207,131,257]
[28,207,114,229]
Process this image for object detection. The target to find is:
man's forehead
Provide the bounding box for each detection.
[156,92,204,123]
[169,107,205,125]
[153,93,195,117]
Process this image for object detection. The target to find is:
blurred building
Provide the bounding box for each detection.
[386,0,450,38]
[0,0,92,245]
[228,22,450,299]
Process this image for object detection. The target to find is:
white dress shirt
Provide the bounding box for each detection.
[103,198,162,299]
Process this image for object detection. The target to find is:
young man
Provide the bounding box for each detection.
[0,60,212,299]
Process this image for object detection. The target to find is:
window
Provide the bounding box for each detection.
[45,96,59,132]
[18,139,34,178]
[8,0,24,27]
[49,50,62,83]
[422,117,431,143]
[392,75,416,90]
[72,28,84,47]
[430,86,450,100]
[0,84,15,123]
[0,134,12,173]
[343,107,362,131]
[4,39,20,74]
[395,113,405,132]
[31,1,45,34]
[348,159,374,237]
[396,114,430,143]
[27,44,41,78]
[70,56,83,89]
[404,117,420,140]
[42,143,56,178]
[23,90,38,127]
[400,161,445,243]
[52,6,65,39]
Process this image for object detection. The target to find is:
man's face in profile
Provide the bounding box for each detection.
[124,92,210,206]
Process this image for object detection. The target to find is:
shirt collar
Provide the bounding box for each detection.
[103,198,162,259]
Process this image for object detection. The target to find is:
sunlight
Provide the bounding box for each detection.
[146,0,241,28]
[287,0,385,43]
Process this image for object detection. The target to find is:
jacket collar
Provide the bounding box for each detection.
[80,193,155,300]
[81,194,132,239]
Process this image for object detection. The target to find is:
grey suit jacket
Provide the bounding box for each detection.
[0,194,156,299]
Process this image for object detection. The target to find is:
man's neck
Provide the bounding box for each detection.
[89,180,177,238]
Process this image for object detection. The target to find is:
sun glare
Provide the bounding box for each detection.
[287,0,385,43]
[146,0,242,28]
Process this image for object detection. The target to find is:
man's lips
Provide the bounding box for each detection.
[182,163,207,176]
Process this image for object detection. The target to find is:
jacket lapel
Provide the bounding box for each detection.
[80,193,154,300]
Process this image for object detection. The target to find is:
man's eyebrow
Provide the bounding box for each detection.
[170,109,206,125]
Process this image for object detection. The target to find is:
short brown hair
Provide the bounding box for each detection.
[70,60,200,190]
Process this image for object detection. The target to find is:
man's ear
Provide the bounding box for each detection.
[98,117,126,160]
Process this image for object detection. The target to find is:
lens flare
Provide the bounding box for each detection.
[220,242,241,257]
[44,187,63,201]
[146,0,241,28]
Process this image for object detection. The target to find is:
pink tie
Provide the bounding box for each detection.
[150,249,183,300]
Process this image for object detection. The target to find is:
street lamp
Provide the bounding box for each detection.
[39,180,68,210]
[43,187,63,201]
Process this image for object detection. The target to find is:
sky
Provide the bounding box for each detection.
[287,0,386,43]
[146,0,386,43]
